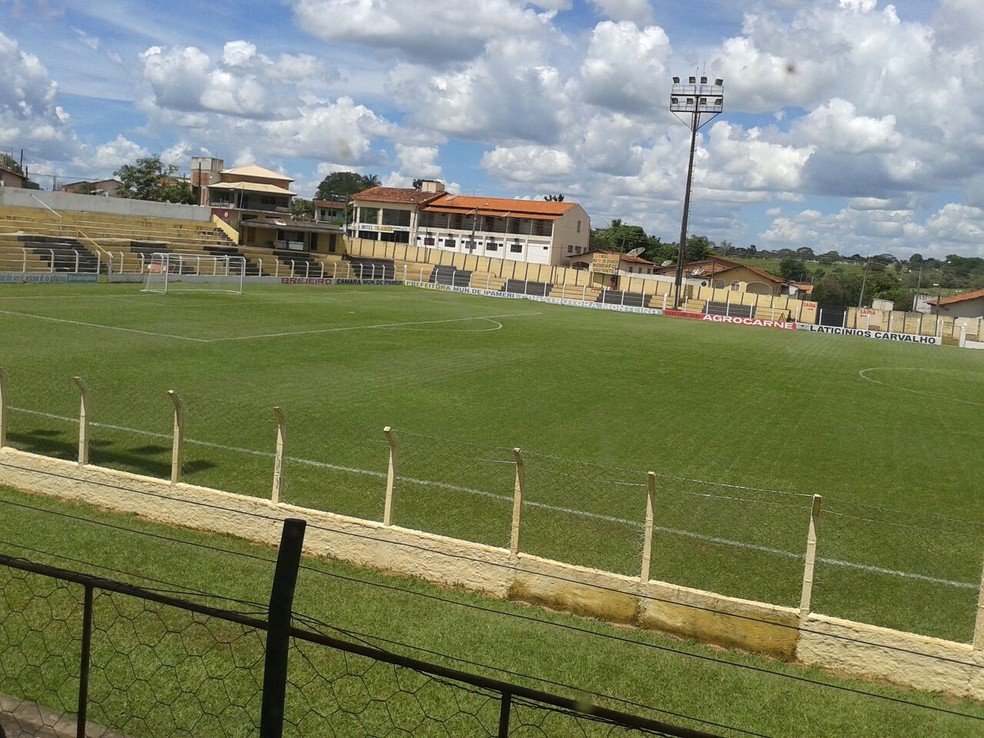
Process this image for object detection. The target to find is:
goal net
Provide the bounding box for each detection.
[142,253,246,294]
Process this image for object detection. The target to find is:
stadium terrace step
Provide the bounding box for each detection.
[595,290,649,307]
[753,306,791,322]
[548,283,601,302]
[344,256,395,280]
[392,260,433,281]
[706,301,754,318]
[28,241,101,272]
[468,272,506,291]
[504,279,550,296]
[430,265,471,287]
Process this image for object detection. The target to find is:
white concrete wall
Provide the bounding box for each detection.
[1,445,980,701]
[2,187,210,221]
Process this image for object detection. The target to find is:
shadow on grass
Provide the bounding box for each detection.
[6,430,216,480]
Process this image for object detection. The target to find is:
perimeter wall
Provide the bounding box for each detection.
[2,444,983,701]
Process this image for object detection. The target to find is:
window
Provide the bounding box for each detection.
[567,245,574,254]
[510,243,523,254]
[731,280,741,291]
[576,220,582,233]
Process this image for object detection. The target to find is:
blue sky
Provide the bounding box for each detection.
[2,0,984,260]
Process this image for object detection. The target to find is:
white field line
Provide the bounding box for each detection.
[206,312,540,342]
[0,309,208,343]
[859,367,984,408]
[0,309,537,343]
[9,406,976,590]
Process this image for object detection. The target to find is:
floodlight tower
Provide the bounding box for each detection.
[670,74,724,308]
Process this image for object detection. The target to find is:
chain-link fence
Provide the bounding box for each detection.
[812,501,984,642]
[4,367,984,642]
[0,532,715,738]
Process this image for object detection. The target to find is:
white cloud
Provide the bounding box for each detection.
[394,144,441,181]
[0,32,78,159]
[578,22,669,114]
[391,37,566,144]
[292,0,552,65]
[481,145,575,184]
[795,98,901,155]
[81,135,149,171]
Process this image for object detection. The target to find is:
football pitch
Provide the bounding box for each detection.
[1,282,983,641]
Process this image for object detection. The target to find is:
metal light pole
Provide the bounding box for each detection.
[670,75,724,309]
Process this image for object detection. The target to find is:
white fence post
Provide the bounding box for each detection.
[799,494,823,617]
[973,546,984,649]
[0,367,7,448]
[510,448,525,559]
[383,426,399,526]
[641,471,656,582]
[73,376,90,466]
[167,390,184,484]
[272,406,287,504]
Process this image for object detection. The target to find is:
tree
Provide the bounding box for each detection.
[684,235,713,263]
[543,193,565,202]
[114,155,193,203]
[779,256,809,282]
[74,182,99,195]
[292,198,314,218]
[315,171,380,201]
[0,153,23,174]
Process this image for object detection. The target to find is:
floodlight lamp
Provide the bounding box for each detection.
[672,76,680,83]
[671,97,679,105]
[715,98,723,105]
[689,76,696,84]
[715,78,724,86]
[700,76,707,84]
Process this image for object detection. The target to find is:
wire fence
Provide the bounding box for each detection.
[3,368,984,642]
[0,525,716,738]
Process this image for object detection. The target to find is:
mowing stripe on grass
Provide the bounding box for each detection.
[10,405,976,591]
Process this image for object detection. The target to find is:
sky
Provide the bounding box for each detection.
[2,0,984,261]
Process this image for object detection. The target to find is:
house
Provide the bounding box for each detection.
[192,157,342,254]
[654,255,787,296]
[350,181,591,266]
[0,165,27,189]
[313,199,347,228]
[928,287,984,318]
[568,250,658,289]
[60,178,122,197]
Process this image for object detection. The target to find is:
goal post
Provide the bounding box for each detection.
[142,253,247,294]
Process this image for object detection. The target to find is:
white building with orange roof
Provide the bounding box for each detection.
[350,180,590,266]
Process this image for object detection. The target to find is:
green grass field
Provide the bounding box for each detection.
[3,484,984,738]
[1,282,983,642]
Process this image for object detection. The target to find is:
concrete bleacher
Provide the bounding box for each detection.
[430,265,471,287]
[468,272,506,291]
[0,205,238,274]
[549,283,602,302]
[504,279,550,296]
[596,290,649,307]
[344,256,396,280]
